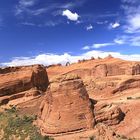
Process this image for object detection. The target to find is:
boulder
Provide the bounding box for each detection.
[94,103,125,126]
[37,74,95,135]
[94,124,119,140]
[112,78,140,94]
[132,64,140,75]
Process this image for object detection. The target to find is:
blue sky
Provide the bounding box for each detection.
[0,0,140,66]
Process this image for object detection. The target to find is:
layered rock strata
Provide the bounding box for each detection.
[0,65,49,106]
[37,74,95,135]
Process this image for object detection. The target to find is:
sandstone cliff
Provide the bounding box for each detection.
[0,65,49,106]
[37,74,95,135]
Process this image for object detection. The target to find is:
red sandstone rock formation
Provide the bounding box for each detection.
[112,78,140,94]
[92,64,108,77]
[94,124,119,140]
[37,74,95,135]
[132,64,140,75]
[94,103,124,126]
[0,57,139,139]
[0,65,49,106]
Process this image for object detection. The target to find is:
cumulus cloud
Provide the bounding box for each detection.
[2,50,140,66]
[109,22,120,29]
[62,9,79,21]
[86,24,93,31]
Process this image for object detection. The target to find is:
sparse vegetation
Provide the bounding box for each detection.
[127,97,133,100]
[127,96,140,100]
[0,106,53,140]
[116,134,138,140]
[89,136,95,140]
[135,96,140,100]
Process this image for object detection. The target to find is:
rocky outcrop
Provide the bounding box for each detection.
[64,64,127,79]
[92,64,126,78]
[94,124,119,140]
[0,65,49,105]
[92,64,108,77]
[105,54,114,59]
[63,69,91,79]
[132,64,140,75]
[94,103,124,126]
[37,74,95,135]
[112,78,140,94]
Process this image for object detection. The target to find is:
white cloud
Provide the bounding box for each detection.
[125,14,140,33]
[92,43,115,48]
[19,0,36,7]
[109,22,120,29]
[121,0,140,33]
[62,9,79,21]
[2,50,140,66]
[130,36,140,46]
[114,35,140,46]
[82,38,127,50]
[86,24,93,31]
[21,22,35,26]
[114,38,125,45]
[97,21,108,25]
[15,0,38,15]
[82,46,90,50]
[82,42,117,50]
[15,1,85,16]
[122,0,139,4]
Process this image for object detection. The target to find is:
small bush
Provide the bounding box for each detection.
[89,136,95,140]
[127,97,133,100]
[135,96,140,100]
[5,105,17,113]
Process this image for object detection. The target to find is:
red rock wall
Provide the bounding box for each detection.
[37,75,95,135]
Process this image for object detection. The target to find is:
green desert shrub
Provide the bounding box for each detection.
[0,106,53,140]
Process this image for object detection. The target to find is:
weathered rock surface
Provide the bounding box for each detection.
[94,124,119,140]
[94,103,125,126]
[0,65,49,106]
[112,78,140,94]
[0,57,139,139]
[37,74,95,135]
[47,57,140,80]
